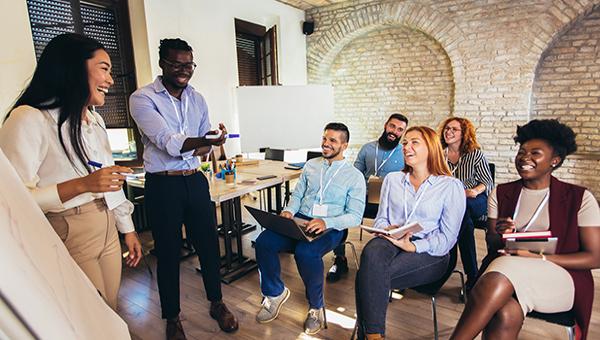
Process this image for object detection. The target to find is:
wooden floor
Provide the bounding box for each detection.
[118,198,600,340]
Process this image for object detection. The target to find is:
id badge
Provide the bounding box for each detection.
[312,203,328,217]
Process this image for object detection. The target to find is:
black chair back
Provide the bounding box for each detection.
[264,148,285,161]
[306,151,322,160]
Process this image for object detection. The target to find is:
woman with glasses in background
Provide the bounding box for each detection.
[440,117,494,290]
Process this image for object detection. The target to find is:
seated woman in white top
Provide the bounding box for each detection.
[450,119,600,340]
[0,33,142,310]
[355,126,466,339]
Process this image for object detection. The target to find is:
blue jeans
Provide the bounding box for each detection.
[458,192,488,282]
[355,237,449,336]
[255,227,345,308]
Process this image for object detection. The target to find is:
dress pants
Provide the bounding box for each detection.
[46,199,122,310]
[458,192,487,283]
[145,172,222,319]
[255,227,345,308]
[355,237,449,336]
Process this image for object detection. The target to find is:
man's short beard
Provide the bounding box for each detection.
[378,131,400,150]
[323,148,340,159]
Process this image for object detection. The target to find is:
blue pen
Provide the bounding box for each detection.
[225,133,240,138]
[88,160,103,169]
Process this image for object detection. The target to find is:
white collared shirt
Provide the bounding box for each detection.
[0,105,134,233]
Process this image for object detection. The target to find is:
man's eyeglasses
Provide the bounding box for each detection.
[444,127,461,133]
[161,59,197,71]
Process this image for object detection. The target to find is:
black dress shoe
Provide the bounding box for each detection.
[166,317,187,340]
[326,256,349,283]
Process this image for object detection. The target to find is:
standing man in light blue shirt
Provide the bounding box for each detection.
[254,122,366,335]
[328,113,409,283]
[129,38,238,340]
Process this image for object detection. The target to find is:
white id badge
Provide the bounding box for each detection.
[312,203,328,217]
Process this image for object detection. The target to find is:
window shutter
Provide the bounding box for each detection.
[25,0,136,128]
[236,33,260,86]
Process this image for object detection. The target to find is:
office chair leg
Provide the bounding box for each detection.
[431,296,439,340]
[350,319,358,340]
[453,269,466,303]
[344,241,360,270]
[566,326,575,340]
[322,306,328,329]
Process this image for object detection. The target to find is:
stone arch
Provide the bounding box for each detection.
[307,1,465,87]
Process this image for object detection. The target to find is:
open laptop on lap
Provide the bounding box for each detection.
[245,206,329,242]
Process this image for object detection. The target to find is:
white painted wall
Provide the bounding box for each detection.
[0,0,36,122]
[140,0,308,155]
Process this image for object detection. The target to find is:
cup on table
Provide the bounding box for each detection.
[225,172,235,184]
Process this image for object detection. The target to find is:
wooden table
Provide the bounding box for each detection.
[126,160,302,283]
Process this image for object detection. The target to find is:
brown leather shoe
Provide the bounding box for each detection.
[209,301,239,333]
[166,317,187,340]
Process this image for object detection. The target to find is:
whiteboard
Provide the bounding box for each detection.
[235,85,334,152]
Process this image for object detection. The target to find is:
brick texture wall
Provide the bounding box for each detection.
[306,0,600,196]
[531,8,600,194]
[331,26,453,156]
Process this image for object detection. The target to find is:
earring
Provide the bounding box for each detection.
[551,163,556,168]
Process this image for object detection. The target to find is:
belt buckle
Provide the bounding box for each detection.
[182,169,194,176]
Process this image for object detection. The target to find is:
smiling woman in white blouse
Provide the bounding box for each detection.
[0,33,142,310]
[354,126,466,340]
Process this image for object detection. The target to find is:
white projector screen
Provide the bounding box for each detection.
[235,85,334,153]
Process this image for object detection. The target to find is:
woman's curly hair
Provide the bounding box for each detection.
[514,119,577,169]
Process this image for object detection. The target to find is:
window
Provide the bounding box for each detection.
[26,0,142,164]
[235,19,279,86]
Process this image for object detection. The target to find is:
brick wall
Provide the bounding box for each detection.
[306,0,600,196]
[531,8,600,194]
[331,26,453,156]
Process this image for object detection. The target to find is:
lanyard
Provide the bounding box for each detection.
[374,144,399,177]
[403,174,431,224]
[168,93,188,134]
[513,190,549,232]
[318,160,347,204]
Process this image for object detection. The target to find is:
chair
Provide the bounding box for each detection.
[527,311,576,340]
[351,245,465,340]
[473,162,495,230]
[264,148,285,161]
[260,148,285,211]
[307,151,322,160]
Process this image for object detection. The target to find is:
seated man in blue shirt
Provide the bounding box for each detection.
[254,122,366,335]
[327,113,408,283]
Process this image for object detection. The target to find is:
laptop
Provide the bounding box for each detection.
[245,206,329,242]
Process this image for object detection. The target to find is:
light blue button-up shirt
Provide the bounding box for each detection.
[129,77,211,173]
[373,171,465,256]
[354,141,404,181]
[284,157,366,231]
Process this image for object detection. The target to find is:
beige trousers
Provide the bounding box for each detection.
[46,199,122,310]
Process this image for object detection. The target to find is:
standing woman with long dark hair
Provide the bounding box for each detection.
[0,33,142,310]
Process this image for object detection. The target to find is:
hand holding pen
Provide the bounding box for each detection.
[82,161,133,193]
